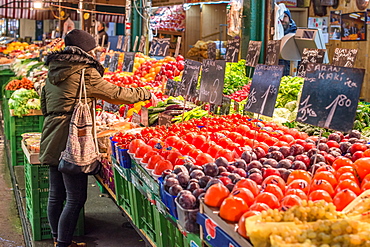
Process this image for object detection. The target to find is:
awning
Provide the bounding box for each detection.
[0,0,53,20]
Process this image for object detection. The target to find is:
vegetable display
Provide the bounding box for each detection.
[8,89,41,117]
[223,59,251,95]
[5,77,34,91]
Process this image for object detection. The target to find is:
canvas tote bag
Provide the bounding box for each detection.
[58,69,101,175]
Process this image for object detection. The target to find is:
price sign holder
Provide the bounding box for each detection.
[149,38,170,57]
[158,113,172,126]
[122,52,136,72]
[103,54,111,68]
[117,35,123,50]
[264,40,281,66]
[138,35,146,53]
[178,59,201,98]
[207,42,217,60]
[297,48,326,78]
[296,64,365,132]
[244,64,284,117]
[141,106,149,127]
[332,48,358,68]
[123,105,129,119]
[234,101,239,114]
[132,112,141,125]
[133,36,139,52]
[220,97,232,115]
[225,36,240,63]
[122,36,131,52]
[199,59,227,106]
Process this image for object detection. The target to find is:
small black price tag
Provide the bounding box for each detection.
[141,106,149,127]
[332,48,358,68]
[297,48,326,78]
[103,54,111,68]
[149,38,170,56]
[225,36,240,62]
[199,59,226,106]
[220,97,232,115]
[244,64,284,117]
[158,113,172,126]
[122,52,136,72]
[245,41,262,67]
[177,59,201,98]
[109,53,119,72]
[296,64,365,132]
[207,42,217,60]
[165,79,178,96]
[264,40,281,66]
[117,35,123,50]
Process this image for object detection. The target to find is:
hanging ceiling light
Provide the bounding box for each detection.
[33,1,43,9]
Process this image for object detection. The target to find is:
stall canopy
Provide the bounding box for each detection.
[0,0,125,23]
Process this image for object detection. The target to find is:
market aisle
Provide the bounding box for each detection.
[0,134,25,247]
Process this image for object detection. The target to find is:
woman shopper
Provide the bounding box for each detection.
[39,29,157,247]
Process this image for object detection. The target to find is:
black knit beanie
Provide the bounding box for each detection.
[64,29,96,52]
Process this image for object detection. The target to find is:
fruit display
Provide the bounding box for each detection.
[5,77,34,90]
[150,5,186,32]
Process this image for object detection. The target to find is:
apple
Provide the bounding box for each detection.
[233,168,247,178]
[219,176,233,186]
[262,168,281,179]
[295,154,310,167]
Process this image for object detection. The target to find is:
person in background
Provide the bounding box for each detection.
[40,29,158,247]
[278,8,297,76]
[97,22,108,47]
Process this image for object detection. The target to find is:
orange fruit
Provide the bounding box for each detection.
[308,190,333,203]
[332,156,353,171]
[313,171,338,188]
[333,189,357,211]
[310,179,335,197]
[219,196,249,222]
[254,192,280,209]
[353,157,370,180]
[335,179,361,196]
[204,183,230,208]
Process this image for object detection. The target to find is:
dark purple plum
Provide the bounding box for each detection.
[189,178,199,184]
[349,130,361,139]
[277,159,292,169]
[192,188,205,198]
[177,172,190,188]
[241,151,257,163]
[277,168,292,182]
[187,182,200,192]
[318,137,327,143]
[164,173,177,181]
[263,158,279,168]
[340,142,351,154]
[161,169,173,180]
[268,151,284,161]
[189,165,203,173]
[205,178,223,190]
[317,143,329,153]
[279,146,291,157]
[328,133,341,142]
[169,184,183,196]
[248,168,262,176]
[202,163,219,177]
[307,148,319,158]
[290,144,305,156]
[233,159,247,170]
[310,154,325,165]
[247,161,263,171]
[215,157,229,167]
[177,192,197,209]
[329,147,342,154]
[233,168,247,178]
[348,138,358,144]
[228,173,241,184]
[330,150,342,157]
[259,158,267,164]
[291,161,307,170]
[268,146,280,152]
[226,183,235,192]
[218,166,227,174]
[286,156,295,162]
[164,177,179,192]
[253,147,266,160]
[190,170,205,180]
[184,163,194,171]
[262,164,272,169]
[248,172,263,185]
[198,176,212,188]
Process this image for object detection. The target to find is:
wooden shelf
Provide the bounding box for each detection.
[156,30,185,57]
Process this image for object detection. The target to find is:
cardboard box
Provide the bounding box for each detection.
[22,141,40,164]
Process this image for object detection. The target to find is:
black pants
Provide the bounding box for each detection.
[48,166,88,245]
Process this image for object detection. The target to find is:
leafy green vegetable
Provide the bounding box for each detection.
[275,76,304,108]
[8,89,41,117]
[223,60,251,95]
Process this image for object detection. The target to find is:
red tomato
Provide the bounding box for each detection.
[335,179,361,196]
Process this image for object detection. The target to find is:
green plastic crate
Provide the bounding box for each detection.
[184,233,202,247]
[8,114,44,166]
[24,160,84,240]
[0,69,15,98]
[158,213,185,247]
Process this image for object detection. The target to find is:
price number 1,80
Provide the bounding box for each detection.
[325,94,351,128]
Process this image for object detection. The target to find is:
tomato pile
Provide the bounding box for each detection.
[225,84,251,102]
[112,114,370,237]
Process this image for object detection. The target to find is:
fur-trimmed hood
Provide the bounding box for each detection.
[46,46,104,85]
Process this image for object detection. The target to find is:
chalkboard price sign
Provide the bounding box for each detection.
[225,37,240,62]
[207,42,217,60]
[199,59,226,106]
[244,64,284,117]
[165,79,180,96]
[296,64,365,132]
[122,52,136,72]
[158,113,172,126]
[149,38,170,56]
[246,41,262,67]
[220,97,232,115]
[265,40,281,66]
[122,36,130,52]
[178,59,201,97]
[141,106,149,127]
[109,53,120,72]
[103,54,111,68]
[332,48,358,68]
[117,35,123,50]
[297,48,326,77]
[138,35,146,53]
